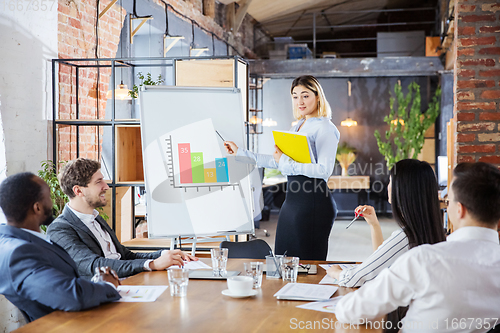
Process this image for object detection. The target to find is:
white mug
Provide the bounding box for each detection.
[227,276,253,296]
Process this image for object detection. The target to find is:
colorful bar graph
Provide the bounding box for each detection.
[176,142,230,185]
[178,143,192,184]
[204,168,217,183]
[215,158,229,182]
[191,152,204,183]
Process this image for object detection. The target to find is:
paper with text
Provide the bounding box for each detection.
[117,285,168,302]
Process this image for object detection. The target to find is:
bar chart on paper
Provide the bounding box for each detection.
[177,143,229,184]
[162,119,236,189]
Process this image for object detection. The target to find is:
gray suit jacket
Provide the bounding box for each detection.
[47,205,163,279]
[0,224,120,321]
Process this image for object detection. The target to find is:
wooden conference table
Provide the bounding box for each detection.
[16,259,382,333]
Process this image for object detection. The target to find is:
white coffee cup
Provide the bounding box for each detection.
[227,276,254,296]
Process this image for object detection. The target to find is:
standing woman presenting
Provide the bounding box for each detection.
[225,75,340,260]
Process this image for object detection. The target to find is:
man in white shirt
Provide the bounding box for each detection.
[48,158,197,279]
[335,162,500,332]
[0,172,120,321]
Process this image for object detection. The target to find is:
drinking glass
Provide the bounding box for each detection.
[244,262,263,288]
[168,268,189,297]
[211,248,229,277]
[280,257,299,283]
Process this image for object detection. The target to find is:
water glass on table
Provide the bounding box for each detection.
[244,262,263,288]
[168,268,189,297]
[280,257,299,283]
[211,248,228,277]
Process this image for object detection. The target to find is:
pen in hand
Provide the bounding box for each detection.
[345,207,367,229]
[215,130,233,154]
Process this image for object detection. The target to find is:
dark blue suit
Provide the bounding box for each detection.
[0,224,120,322]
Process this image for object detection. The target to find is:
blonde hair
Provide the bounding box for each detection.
[290,75,331,120]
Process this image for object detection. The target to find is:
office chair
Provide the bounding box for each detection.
[219,239,272,259]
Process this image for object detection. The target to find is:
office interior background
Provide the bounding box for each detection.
[1,0,499,330]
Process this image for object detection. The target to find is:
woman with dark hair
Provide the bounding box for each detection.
[225,75,340,260]
[327,159,446,287]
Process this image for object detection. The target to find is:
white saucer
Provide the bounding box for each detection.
[221,289,258,298]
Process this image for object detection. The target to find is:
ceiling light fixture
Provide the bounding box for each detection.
[262,118,278,127]
[341,80,357,127]
[107,0,132,101]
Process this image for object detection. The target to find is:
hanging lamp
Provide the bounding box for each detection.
[107,0,132,100]
[340,80,357,127]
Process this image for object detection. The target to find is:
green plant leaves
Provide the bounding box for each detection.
[129,72,165,99]
[374,82,441,169]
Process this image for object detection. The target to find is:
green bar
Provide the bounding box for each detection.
[191,152,204,183]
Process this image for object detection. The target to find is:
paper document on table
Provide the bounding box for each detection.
[318,264,358,285]
[319,274,338,285]
[319,264,358,271]
[274,283,338,301]
[296,296,343,313]
[181,260,212,270]
[117,285,168,302]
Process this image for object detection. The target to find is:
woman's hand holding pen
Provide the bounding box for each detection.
[326,265,342,280]
[273,145,283,163]
[354,205,379,227]
[224,141,238,155]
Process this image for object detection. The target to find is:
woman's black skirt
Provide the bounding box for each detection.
[274,175,337,260]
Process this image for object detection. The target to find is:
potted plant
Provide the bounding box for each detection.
[374,82,440,169]
[336,142,357,176]
[37,161,68,232]
[129,72,164,99]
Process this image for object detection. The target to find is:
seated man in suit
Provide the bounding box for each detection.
[0,173,121,322]
[335,162,500,332]
[48,158,197,279]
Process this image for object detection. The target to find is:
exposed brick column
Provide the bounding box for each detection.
[57,0,124,163]
[454,0,500,164]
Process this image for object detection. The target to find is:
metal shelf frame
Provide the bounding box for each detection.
[51,55,248,235]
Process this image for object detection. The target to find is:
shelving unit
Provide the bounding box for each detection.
[248,76,264,152]
[52,56,248,244]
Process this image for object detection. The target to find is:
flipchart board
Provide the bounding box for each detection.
[139,86,255,238]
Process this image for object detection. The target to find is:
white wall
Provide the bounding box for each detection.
[258,79,296,155]
[0,6,58,175]
[0,5,58,331]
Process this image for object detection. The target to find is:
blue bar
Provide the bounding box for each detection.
[215,158,229,183]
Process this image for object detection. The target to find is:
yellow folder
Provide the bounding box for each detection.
[272,130,312,164]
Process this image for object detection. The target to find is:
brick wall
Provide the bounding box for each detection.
[56,0,264,164]
[57,0,124,162]
[454,0,500,164]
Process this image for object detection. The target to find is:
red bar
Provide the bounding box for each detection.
[178,143,192,183]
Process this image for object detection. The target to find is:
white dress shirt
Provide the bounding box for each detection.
[336,227,500,332]
[236,117,340,182]
[67,205,121,260]
[338,229,409,287]
[21,228,51,243]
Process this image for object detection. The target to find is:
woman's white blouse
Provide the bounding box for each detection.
[236,117,340,182]
[337,229,409,287]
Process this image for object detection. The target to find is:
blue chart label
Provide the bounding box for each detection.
[215,158,229,183]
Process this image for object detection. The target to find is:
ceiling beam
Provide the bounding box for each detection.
[249,57,444,78]
[234,0,253,32]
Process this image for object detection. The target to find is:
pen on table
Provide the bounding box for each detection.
[345,207,367,229]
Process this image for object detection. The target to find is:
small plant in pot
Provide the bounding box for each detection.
[336,142,357,176]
